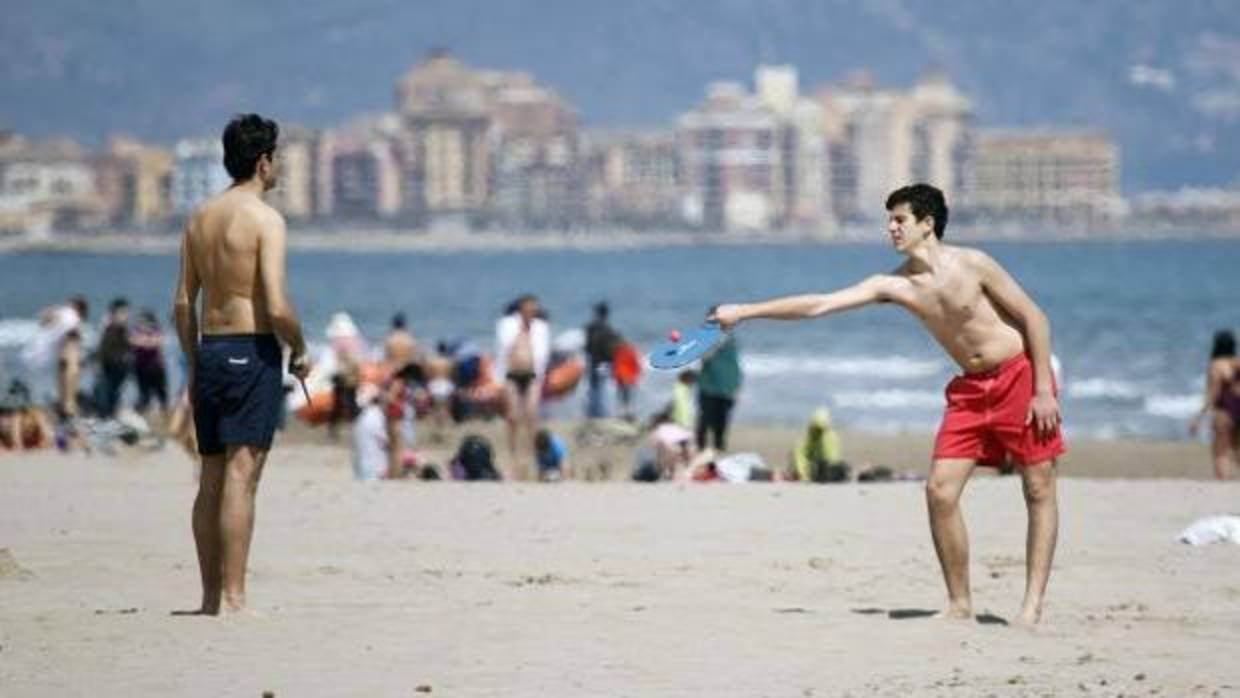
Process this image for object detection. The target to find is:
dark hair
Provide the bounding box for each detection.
[222,113,279,182]
[1212,330,1236,359]
[392,312,406,330]
[109,297,129,313]
[68,295,89,319]
[505,295,537,314]
[594,301,609,318]
[534,429,552,453]
[886,183,949,239]
[139,309,160,327]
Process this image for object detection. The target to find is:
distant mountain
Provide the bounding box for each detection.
[3,0,1238,191]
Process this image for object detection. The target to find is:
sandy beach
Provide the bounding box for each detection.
[2,427,1239,697]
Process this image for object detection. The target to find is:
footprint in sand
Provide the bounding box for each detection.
[0,549,34,581]
[807,557,833,571]
[508,573,575,587]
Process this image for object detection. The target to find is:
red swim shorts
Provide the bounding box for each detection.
[933,353,1066,467]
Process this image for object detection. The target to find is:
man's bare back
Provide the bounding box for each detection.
[384,329,418,369]
[176,186,307,370]
[185,189,282,337]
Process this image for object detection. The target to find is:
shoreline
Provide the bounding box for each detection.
[2,226,1238,254]
[276,419,1215,481]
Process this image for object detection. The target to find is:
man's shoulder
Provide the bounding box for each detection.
[867,268,914,296]
[199,192,283,225]
[947,244,995,268]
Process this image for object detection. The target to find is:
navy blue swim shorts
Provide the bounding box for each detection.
[192,334,284,455]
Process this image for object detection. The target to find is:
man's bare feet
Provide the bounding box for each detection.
[221,594,264,618]
[1014,604,1042,627]
[935,602,973,620]
[221,605,265,619]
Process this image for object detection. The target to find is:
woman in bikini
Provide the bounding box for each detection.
[1190,330,1240,480]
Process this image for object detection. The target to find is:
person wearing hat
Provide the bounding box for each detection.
[790,406,844,483]
[351,383,388,482]
[326,312,365,440]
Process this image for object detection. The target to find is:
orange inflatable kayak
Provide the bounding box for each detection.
[543,356,583,399]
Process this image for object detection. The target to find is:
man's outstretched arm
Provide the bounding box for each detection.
[711,275,894,330]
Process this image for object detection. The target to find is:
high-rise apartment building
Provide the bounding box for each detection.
[962,129,1122,222]
[171,138,230,216]
[581,129,679,228]
[819,73,972,223]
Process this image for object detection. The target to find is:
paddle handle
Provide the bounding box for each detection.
[296,377,312,404]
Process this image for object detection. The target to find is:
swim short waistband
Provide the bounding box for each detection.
[962,352,1028,378]
[200,333,278,346]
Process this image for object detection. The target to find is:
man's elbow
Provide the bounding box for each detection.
[267,301,298,328]
[1020,307,1049,333]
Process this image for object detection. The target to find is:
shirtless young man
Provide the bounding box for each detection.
[173,114,309,615]
[383,312,418,374]
[713,184,1064,625]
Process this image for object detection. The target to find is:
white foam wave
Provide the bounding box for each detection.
[0,318,41,349]
[832,389,944,410]
[1068,377,1143,400]
[742,354,944,380]
[1143,394,1200,419]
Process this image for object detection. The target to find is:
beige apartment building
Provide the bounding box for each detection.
[818,72,972,223]
[962,129,1122,221]
[678,65,831,233]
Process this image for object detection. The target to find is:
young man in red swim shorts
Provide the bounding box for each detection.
[712,183,1064,626]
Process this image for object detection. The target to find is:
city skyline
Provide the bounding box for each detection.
[3,2,1238,193]
[6,50,1159,239]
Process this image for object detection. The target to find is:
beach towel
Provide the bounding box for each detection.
[1177,515,1240,545]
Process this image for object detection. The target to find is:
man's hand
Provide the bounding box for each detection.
[1026,392,1061,441]
[709,304,745,331]
[288,351,311,381]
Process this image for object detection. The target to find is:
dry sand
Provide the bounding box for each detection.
[2,427,1239,697]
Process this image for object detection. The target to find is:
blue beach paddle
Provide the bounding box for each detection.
[647,321,728,370]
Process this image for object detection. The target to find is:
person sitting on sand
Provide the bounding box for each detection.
[534,428,569,482]
[0,381,53,454]
[650,409,696,480]
[789,407,847,483]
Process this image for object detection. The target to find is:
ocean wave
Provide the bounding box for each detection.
[832,389,944,409]
[1068,377,1143,400]
[742,354,944,380]
[1143,394,1200,419]
[0,318,40,349]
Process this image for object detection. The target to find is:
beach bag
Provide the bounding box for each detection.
[452,434,500,481]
